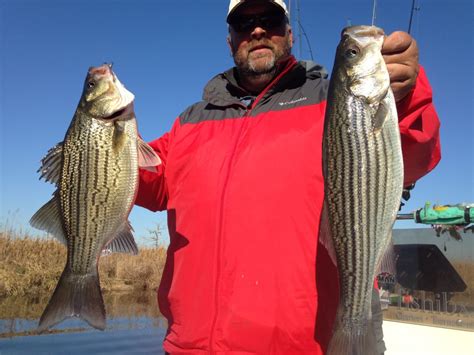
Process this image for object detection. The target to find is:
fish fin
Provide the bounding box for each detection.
[106,221,138,255]
[372,101,388,132]
[376,235,397,276]
[327,305,377,355]
[318,202,338,267]
[29,194,67,245]
[38,143,63,185]
[38,269,106,332]
[112,121,127,154]
[137,137,162,172]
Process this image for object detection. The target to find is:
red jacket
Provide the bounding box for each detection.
[136,56,440,354]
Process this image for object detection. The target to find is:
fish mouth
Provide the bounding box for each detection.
[88,63,113,80]
[342,25,385,47]
[343,25,384,38]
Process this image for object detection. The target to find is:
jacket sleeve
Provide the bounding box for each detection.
[396,65,441,187]
[135,118,179,212]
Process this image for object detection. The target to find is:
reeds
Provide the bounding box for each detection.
[0,230,167,298]
[451,261,474,304]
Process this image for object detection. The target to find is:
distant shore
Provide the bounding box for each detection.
[0,232,167,298]
[1,230,471,306]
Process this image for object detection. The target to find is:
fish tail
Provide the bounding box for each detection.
[38,268,105,332]
[327,307,377,355]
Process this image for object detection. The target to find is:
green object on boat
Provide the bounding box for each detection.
[397,202,474,225]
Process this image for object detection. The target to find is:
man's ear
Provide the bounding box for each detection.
[288,26,294,48]
[227,35,235,56]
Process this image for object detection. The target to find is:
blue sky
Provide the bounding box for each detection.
[1,0,473,245]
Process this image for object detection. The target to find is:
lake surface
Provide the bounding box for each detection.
[0,325,166,354]
[0,291,167,354]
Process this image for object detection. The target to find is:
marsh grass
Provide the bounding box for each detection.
[450,261,474,304]
[0,230,167,298]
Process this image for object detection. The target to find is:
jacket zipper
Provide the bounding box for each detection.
[208,58,298,352]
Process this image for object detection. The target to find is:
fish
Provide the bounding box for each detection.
[30,63,161,331]
[320,26,404,355]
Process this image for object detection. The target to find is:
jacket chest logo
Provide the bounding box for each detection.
[278,97,307,106]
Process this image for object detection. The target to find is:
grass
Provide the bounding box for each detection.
[450,261,474,304]
[0,229,167,298]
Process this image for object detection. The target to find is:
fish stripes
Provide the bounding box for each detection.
[60,117,138,274]
[323,26,404,355]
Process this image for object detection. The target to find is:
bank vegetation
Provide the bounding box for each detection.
[0,228,167,298]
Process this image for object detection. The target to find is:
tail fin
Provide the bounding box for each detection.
[326,306,377,355]
[38,269,106,332]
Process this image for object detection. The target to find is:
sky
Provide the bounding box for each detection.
[0,0,473,247]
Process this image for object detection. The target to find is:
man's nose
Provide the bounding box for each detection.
[250,26,267,39]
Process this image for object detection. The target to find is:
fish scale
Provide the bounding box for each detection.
[61,115,138,273]
[322,26,404,355]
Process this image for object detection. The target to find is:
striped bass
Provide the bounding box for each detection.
[30,64,161,331]
[321,26,404,355]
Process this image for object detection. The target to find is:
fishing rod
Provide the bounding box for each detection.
[407,0,421,34]
[288,0,314,61]
[371,0,377,26]
[397,202,474,226]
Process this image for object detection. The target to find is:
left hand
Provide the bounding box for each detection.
[382,31,419,102]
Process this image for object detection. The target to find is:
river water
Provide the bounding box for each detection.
[0,292,167,354]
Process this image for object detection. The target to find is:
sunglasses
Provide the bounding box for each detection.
[229,12,287,33]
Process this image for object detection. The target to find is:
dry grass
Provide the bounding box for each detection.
[450,261,474,304]
[99,247,167,292]
[0,231,167,298]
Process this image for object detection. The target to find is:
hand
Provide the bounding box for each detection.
[382,31,419,102]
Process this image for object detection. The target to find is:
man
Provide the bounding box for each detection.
[136,0,441,353]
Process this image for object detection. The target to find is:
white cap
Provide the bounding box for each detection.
[227,0,289,22]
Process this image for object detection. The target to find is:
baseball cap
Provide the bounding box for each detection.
[227,0,289,23]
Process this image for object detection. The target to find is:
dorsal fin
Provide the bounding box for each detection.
[29,193,67,245]
[38,143,63,185]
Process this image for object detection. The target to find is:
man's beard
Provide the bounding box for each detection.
[234,37,291,79]
[246,52,277,75]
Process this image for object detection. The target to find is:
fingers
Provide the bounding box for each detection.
[382,31,413,56]
[382,31,419,102]
[386,62,418,102]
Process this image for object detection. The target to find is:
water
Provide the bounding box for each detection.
[0,292,167,354]
[0,327,166,354]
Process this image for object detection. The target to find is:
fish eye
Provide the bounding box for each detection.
[87,81,95,88]
[345,47,359,59]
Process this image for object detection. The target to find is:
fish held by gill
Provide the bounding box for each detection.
[30,63,161,332]
[320,26,404,355]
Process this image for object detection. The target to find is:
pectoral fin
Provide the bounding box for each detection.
[376,233,397,276]
[138,138,162,172]
[29,193,67,245]
[372,101,388,133]
[38,143,63,185]
[318,202,338,267]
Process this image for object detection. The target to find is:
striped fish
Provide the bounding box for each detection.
[30,64,161,331]
[320,26,404,355]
